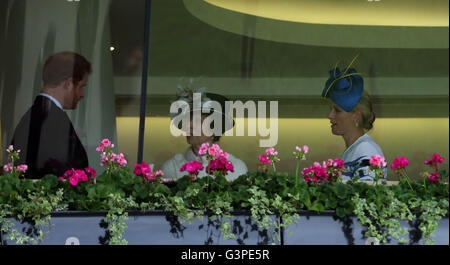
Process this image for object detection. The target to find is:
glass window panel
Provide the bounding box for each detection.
[1,0,447,181]
[143,0,448,180]
[1,0,146,177]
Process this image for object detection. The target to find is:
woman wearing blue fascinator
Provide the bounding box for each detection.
[322,55,386,181]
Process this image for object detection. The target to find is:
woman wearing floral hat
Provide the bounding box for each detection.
[161,87,248,181]
[322,57,387,181]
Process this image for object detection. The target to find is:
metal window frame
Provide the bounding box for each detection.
[137,0,152,163]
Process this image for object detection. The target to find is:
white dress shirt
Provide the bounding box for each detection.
[39,93,63,109]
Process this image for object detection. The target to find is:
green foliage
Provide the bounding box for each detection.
[105,193,139,245]
[352,191,415,244]
[0,169,448,245]
[414,198,448,245]
[0,184,64,245]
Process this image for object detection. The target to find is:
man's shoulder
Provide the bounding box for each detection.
[12,97,72,141]
[17,96,65,122]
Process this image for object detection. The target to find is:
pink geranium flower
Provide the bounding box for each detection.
[180,161,204,180]
[198,142,230,161]
[258,155,271,165]
[265,147,278,156]
[199,143,234,178]
[303,145,309,154]
[427,172,440,184]
[75,170,88,182]
[3,146,26,175]
[116,153,127,167]
[134,162,147,175]
[369,155,387,168]
[96,138,114,152]
[195,143,235,178]
[225,161,234,172]
[64,169,76,179]
[302,164,329,184]
[257,155,272,173]
[391,157,409,170]
[207,144,221,156]
[257,147,280,173]
[368,155,387,182]
[218,150,230,159]
[425,153,445,167]
[15,164,28,173]
[424,153,445,184]
[69,174,79,186]
[6,145,14,153]
[96,139,127,170]
[3,163,12,172]
[134,162,163,182]
[198,143,210,156]
[60,168,93,186]
[206,157,234,176]
[101,139,112,147]
[322,158,347,182]
[293,145,309,161]
[332,158,345,168]
[390,156,414,190]
[180,161,203,175]
[293,145,311,185]
[85,167,96,179]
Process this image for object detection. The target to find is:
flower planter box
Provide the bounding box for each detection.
[0,211,279,245]
[1,210,448,245]
[283,211,449,245]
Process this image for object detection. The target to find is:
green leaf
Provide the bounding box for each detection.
[336,183,351,199]
[309,200,325,212]
[336,207,347,218]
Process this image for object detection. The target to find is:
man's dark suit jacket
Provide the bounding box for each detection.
[10,95,89,179]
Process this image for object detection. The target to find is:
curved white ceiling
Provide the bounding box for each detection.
[184,0,449,48]
[204,0,449,27]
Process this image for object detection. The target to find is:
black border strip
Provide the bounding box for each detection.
[8,210,449,218]
[46,209,338,218]
[137,0,152,164]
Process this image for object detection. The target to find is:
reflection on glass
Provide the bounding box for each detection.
[142,0,448,180]
[1,0,146,176]
[0,0,448,180]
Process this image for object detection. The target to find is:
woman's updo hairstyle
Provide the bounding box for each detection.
[354,90,376,131]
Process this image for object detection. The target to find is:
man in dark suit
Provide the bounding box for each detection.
[11,51,92,179]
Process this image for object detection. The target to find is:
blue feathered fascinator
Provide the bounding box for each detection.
[321,55,364,112]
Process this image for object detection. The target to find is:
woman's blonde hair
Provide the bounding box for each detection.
[353,90,376,131]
